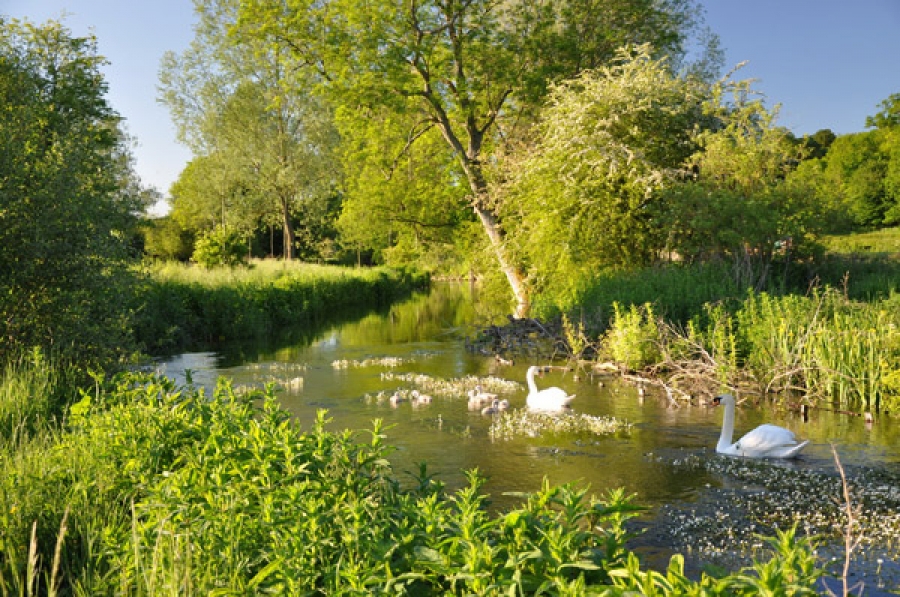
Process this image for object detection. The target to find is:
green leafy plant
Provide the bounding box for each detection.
[191,225,246,268]
[604,302,662,371]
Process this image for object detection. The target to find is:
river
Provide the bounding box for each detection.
[155,282,900,593]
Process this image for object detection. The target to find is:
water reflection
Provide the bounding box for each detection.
[156,282,900,584]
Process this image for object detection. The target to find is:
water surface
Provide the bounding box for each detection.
[156,283,900,590]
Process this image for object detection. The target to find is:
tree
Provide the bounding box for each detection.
[797,128,836,160]
[866,92,900,130]
[236,0,715,316]
[0,18,144,366]
[662,78,823,289]
[159,0,340,260]
[141,216,195,261]
[494,45,712,304]
[335,104,471,269]
[819,132,890,228]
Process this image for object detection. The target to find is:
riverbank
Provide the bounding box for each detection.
[1,362,827,594]
[134,260,430,355]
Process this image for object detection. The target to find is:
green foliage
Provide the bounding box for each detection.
[866,92,900,130]
[820,131,892,227]
[498,44,712,303]
[133,260,429,353]
[604,303,662,371]
[661,77,824,290]
[0,349,65,445]
[236,0,716,312]
[160,0,341,261]
[335,111,471,270]
[0,364,828,595]
[538,261,745,328]
[0,19,144,368]
[736,289,900,412]
[191,225,246,268]
[140,215,195,261]
[821,225,900,255]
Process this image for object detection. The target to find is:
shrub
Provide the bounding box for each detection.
[192,225,246,268]
[603,303,661,371]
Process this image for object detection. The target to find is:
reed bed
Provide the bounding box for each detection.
[600,287,900,413]
[134,260,428,353]
[735,289,900,412]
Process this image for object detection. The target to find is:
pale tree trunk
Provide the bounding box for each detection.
[472,202,531,318]
[462,158,530,318]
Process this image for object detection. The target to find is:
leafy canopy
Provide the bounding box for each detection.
[0,18,144,367]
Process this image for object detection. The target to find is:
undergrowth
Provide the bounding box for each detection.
[0,366,825,595]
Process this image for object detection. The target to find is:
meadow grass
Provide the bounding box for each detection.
[0,364,825,595]
[821,226,900,255]
[134,260,429,354]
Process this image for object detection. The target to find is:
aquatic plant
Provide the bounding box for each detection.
[489,409,631,441]
[603,302,662,372]
[379,371,521,400]
[656,450,900,589]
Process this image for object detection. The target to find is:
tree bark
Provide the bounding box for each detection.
[461,156,530,318]
[472,202,531,318]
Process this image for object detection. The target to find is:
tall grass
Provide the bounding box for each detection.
[0,365,824,595]
[134,260,429,354]
[537,261,746,329]
[599,287,900,413]
[0,350,67,446]
[737,289,900,412]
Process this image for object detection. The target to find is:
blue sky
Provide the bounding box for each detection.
[4,0,900,214]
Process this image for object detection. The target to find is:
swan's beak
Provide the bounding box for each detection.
[711,395,723,406]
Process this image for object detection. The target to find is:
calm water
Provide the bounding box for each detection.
[156,283,900,588]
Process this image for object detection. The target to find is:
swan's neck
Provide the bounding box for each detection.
[526,368,538,395]
[718,400,735,451]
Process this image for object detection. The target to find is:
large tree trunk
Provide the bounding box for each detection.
[472,203,531,318]
[462,159,530,318]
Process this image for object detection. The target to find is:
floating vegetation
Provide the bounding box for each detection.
[489,408,631,441]
[332,351,439,369]
[651,452,900,588]
[380,371,521,399]
[332,356,408,369]
[279,376,303,392]
[247,362,308,373]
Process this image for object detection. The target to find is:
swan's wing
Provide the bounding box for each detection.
[735,424,806,457]
[527,387,575,411]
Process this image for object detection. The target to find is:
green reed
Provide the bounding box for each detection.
[134,260,428,353]
[735,289,900,412]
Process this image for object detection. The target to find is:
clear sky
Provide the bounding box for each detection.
[4,0,900,215]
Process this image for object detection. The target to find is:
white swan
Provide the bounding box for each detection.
[525,366,575,412]
[712,394,808,458]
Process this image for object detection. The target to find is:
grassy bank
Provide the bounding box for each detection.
[134,260,429,354]
[530,231,900,415]
[0,363,823,595]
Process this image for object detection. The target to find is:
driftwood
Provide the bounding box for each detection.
[465,316,567,359]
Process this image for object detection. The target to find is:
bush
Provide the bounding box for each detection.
[192,225,247,268]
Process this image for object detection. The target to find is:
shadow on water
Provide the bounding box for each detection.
[155,282,900,592]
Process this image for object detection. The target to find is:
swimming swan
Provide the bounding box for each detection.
[525,366,575,412]
[712,394,808,458]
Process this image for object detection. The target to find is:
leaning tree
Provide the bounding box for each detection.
[236,0,713,316]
